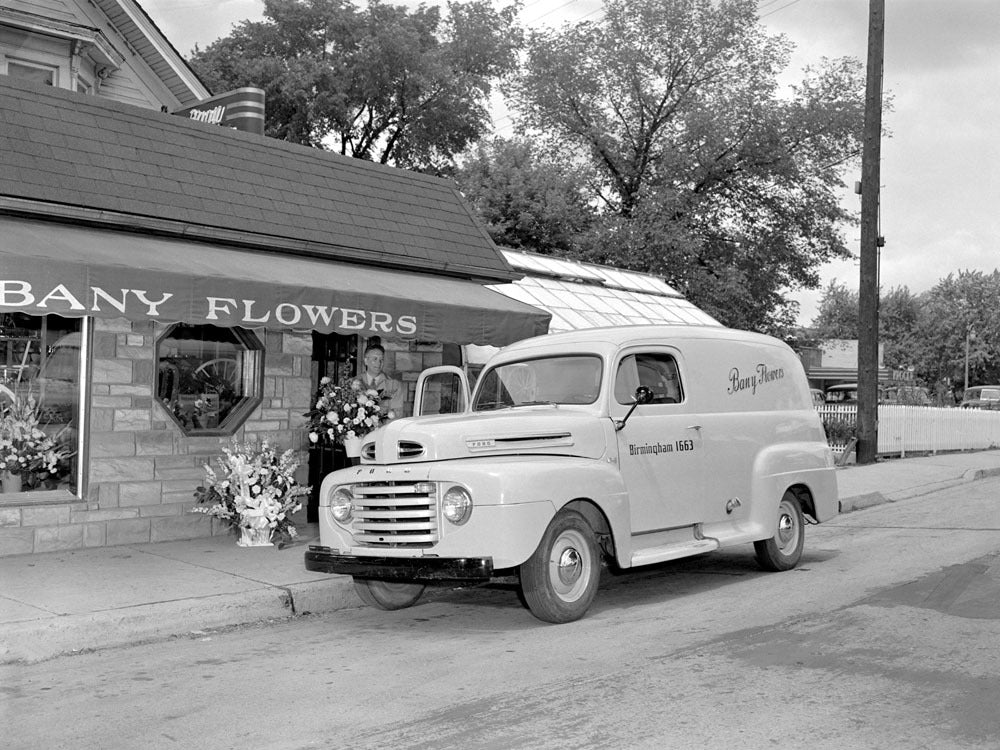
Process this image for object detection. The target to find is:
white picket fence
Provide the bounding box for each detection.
[816,404,1000,457]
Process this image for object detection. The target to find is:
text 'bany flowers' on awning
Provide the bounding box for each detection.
[0,217,550,347]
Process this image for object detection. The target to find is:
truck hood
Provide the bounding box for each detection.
[363,408,609,464]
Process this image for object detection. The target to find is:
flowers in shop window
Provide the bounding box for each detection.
[0,394,73,491]
[191,439,309,546]
[305,376,393,446]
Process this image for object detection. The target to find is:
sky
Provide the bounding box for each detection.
[141,0,1000,326]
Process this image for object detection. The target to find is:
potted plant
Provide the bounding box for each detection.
[305,376,393,458]
[0,394,73,493]
[192,439,309,546]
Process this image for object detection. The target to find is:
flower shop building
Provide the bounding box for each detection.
[0,75,550,556]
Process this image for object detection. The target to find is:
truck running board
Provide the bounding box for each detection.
[629,538,719,567]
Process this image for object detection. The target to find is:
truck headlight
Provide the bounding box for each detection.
[442,485,472,526]
[329,486,354,523]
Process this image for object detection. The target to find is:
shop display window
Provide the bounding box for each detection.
[0,313,80,494]
[156,324,263,435]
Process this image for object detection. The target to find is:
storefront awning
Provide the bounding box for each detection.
[0,217,550,346]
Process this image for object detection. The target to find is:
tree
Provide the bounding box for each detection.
[452,138,595,253]
[912,270,1000,395]
[810,280,920,372]
[189,0,522,171]
[811,279,859,339]
[504,0,870,332]
[879,285,919,371]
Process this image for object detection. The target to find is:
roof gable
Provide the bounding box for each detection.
[1,0,208,107]
[0,76,517,281]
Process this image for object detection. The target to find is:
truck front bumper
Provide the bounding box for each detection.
[305,545,494,582]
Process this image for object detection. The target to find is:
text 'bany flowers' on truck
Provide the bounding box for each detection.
[305,325,839,623]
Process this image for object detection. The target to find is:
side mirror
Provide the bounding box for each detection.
[615,386,654,432]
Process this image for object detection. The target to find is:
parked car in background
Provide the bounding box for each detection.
[825,383,889,403]
[960,385,1000,409]
[824,383,858,403]
[810,388,826,406]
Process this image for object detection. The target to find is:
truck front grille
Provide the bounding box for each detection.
[351,481,438,547]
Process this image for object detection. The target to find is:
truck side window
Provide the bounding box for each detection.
[615,353,683,405]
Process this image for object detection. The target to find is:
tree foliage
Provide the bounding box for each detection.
[452,138,595,254]
[503,0,869,332]
[912,270,1000,394]
[811,279,859,340]
[879,285,920,371]
[189,0,522,171]
[810,280,921,371]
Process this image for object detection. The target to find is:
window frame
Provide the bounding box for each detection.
[155,323,264,437]
[614,351,685,405]
[5,57,59,86]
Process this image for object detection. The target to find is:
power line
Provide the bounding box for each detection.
[760,0,804,19]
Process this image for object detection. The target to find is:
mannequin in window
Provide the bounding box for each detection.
[356,338,404,417]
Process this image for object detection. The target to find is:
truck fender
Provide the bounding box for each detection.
[750,442,839,537]
[497,459,630,569]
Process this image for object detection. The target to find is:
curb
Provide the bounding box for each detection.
[838,492,888,513]
[1,577,359,664]
[838,464,1000,515]
[964,466,1000,482]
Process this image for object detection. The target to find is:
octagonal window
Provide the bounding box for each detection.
[156,324,263,435]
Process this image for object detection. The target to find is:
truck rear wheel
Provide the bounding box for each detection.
[353,578,426,610]
[754,491,804,572]
[519,509,600,624]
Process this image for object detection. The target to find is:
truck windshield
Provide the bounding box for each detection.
[473,355,602,410]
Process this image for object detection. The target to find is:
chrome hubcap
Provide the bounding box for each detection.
[776,501,799,554]
[557,547,582,586]
[549,529,591,601]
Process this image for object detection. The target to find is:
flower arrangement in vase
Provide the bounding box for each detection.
[192,439,309,546]
[0,394,73,493]
[305,376,394,453]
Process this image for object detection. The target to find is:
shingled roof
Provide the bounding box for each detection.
[0,76,518,282]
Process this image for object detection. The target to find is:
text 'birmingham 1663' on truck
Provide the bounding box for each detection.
[305,325,839,623]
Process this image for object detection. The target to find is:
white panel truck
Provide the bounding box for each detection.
[305,325,838,623]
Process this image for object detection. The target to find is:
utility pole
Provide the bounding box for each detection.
[856,0,885,465]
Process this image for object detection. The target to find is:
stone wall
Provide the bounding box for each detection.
[0,318,313,556]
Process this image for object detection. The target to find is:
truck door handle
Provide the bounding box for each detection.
[687,424,702,431]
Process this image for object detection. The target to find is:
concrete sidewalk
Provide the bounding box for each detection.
[4,449,1000,664]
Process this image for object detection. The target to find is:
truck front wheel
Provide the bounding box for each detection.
[753,491,804,572]
[519,509,601,624]
[353,578,426,610]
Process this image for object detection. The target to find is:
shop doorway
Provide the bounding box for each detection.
[307,332,358,522]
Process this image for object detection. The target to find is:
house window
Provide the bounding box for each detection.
[0,313,81,494]
[7,60,57,86]
[156,324,263,435]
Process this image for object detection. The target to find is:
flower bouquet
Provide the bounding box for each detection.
[305,376,393,447]
[0,394,73,492]
[192,439,309,546]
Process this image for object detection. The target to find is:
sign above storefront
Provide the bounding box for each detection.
[172,88,266,135]
[0,217,549,346]
[0,279,425,336]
